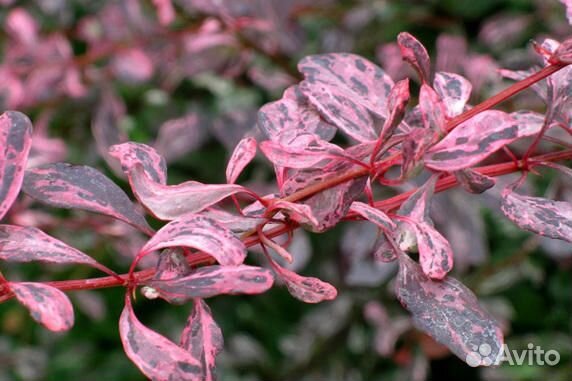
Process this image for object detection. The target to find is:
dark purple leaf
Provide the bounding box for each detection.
[109,142,167,184]
[501,188,572,242]
[140,213,246,266]
[424,110,540,171]
[226,137,257,184]
[10,282,74,332]
[454,169,496,194]
[22,163,153,234]
[146,265,274,303]
[395,254,504,366]
[119,295,202,381]
[434,72,472,118]
[0,111,33,221]
[180,299,223,381]
[397,32,431,83]
[297,53,394,142]
[124,165,253,220]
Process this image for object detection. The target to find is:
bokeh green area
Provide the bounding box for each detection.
[1,1,571,380]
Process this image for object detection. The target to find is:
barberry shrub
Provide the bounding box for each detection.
[1,1,572,380]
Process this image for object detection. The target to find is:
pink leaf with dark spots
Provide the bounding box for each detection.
[434,72,472,118]
[140,213,246,266]
[377,79,410,144]
[372,233,398,262]
[153,248,191,281]
[409,221,454,280]
[274,265,337,303]
[10,282,74,332]
[0,111,33,221]
[147,265,274,303]
[260,136,348,169]
[226,137,257,184]
[0,224,106,270]
[395,254,504,366]
[500,189,572,242]
[397,32,431,83]
[298,53,394,142]
[419,84,447,133]
[268,200,320,229]
[424,110,535,171]
[125,165,253,220]
[180,299,223,381]
[200,208,265,234]
[350,201,396,231]
[257,85,336,142]
[22,163,153,234]
[109,142,167,184]
[454,169,496,194]
[119,295,202,381]
[401,128,437,177]
[398,176,437,223]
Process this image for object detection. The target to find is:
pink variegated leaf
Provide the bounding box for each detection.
[298,53,394,142]
[454,169,495,194]
[109,142,167,184]
[22,163,153,234]
[180,299,223,381]
[395,254,504,366]
[397,32,431,83]
[372,232,398,263]
[226,137,257,184]
[434,72,472,118]
[140,213,246,266]
[424,110,536,171]
[200,208,265,234]
[146,265,274,303]
[0,225,110,272]
[268,200,320,229]
[274,264,337,303]
[0,111,33,221]
[500,189,572,242]
[350,201,396,231]
[409,221,454,280]
[152,248,191,281]
[401,128,438,178]
[260,136,348,169]
[397,176,438,223]
[378,79,410,144]
[419,84,447,133]
[10,282,74,332]
[257,85,336,142]
[152,0,175,25]
[119,295,202,381]
[125,165,253,220]
[111,48,154,83]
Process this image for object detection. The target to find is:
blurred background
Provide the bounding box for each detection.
[0,0,571,380]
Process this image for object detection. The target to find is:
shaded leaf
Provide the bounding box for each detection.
[434,72,472,118]
[140,213,246,266]
[377,78,410,145]
[454,169,495,194]
[274,264,337,303]
[395,254,504,366]
[153,248,191,281]
[22,163,153,234]
[180,299,223,381]
[398,176,437,222]
[10,282,74,332]
[0,111,33,220]
[119,295,202,381]
[397,32,431,83]
[147,265,274,303]
[500,189,572,242]
[226,137,257,184]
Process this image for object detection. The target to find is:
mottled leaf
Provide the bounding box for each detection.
[419,84,447,132]
[226,137,257,184]
[424,110,540,171]
[10,282,74,332]
[22,163,153,234]
[397,32,431,83]
[409,221,454,280]
[268,199,320,229]
[125,164,253,220]
[298,53,394,142]
[153,248,191,281]
[200,208,265,234]
[119,295,202,381]
[434,72,472,118]
[109,142,167,184]
[377,79,410,145]
[274,264,337,303]
[350,201,396,231]
[260,135,348,169]
[140,213,246,266]
[180,299,223,381]
[147,265,274,303]
[454,169,495,194]
[395,254,504,366]
[0,111,33,221]
[397,176,437,222]
[501,188,572,242]
[0,225,108,271]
